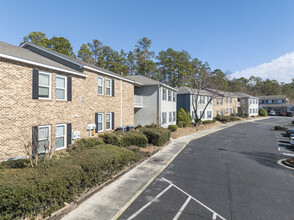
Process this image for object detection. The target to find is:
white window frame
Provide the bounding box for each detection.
[207,111,212,119]
[168,90,171,101]
[56,75,67,101]
[173,92,176,102]
[162,88,166,101]
[55,124,66,150]
[200,96,205,104]
[38,71,52,100]
[106,112,111,131]
[97,113,104,132]
[226,108,229,114]
[98,76,104,95]
[38,125,51,153]
[173,111,176,121]
[169,112,172,122]
[106,78,112,96]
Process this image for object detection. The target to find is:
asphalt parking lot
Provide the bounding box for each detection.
[119,117,294,220]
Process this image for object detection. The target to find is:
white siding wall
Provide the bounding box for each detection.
[160,86,177,128]
[248,98,259,116]
[190,95,214,121]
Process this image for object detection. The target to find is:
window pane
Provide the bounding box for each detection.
[106,88,110,95]
[56,89,65,99]
[106,79,111,87]
[39,73,50,86]
[39,127,49,140]
[106,114,110,121]
[98,123,102,131]
[39,87,49,97]
[56,125,65,137]
[56,137,64,149]
[56,77,65,88]
[38,140,47,152]
[98,114,102,122]
[98,86,102,94]
[106,122,111,129]
[98,78,102,86]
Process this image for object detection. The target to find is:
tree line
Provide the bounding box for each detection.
[21,32,294,101]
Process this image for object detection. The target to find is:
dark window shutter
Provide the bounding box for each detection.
[112,112,115,130]
[112,79,115,97]
[67,76,72,101]
[32,126,38,156]
[32,69,39,99]
[95,113,98,132]
[67,123,72,145]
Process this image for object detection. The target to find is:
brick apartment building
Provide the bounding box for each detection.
[0,41,136,160]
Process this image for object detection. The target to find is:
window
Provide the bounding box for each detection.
[106,113,111,130]
[200,96,205,104]
[169,112,172,122]
[201,111,205,119]
[173,112,176,121]
[192,111,195,119]
[250,99,252,104]
[97,113,104,132]
[56,124,66,150]
[250,109,252,114]
[230,97,232,103]
[217,98,223,105]
[230,108,232,114]
[106,78,111,96]
[226,108,229,114]
[173,92,176,102]
[168,90,171,101]
[226,97,229,103]
[38,72,51,99]
[162,88,166,101]
[207,111,212,119]
[38,125,51,153]
[162,112,167,124]
[221,111,224,116]
[217,111,219,116]
[98,76,104,95]
[207,96,211,104]
[56,75,67,100]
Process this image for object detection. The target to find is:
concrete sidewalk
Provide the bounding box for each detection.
[61,118,266,220]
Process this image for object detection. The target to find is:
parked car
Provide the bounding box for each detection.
[268,110,276,116]
[277,111,286,116]
[290,135,294,145]
[287,112,293,117]
[286,129,294,136]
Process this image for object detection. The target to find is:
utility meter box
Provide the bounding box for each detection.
[72,131,80,140]
[87,124,96,131]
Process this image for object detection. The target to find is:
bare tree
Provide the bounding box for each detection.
[184,60,220,126]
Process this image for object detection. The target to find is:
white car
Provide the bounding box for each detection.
[269,110,276,116]
[290,134,294,145]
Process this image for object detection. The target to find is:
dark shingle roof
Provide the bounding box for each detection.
[258,95,288,100]
[21,42,134,82]
[177,86,214,96]
[0,41,84,75]
[234,92,258,99]
[205,88,239,98]
[125,75,177,91]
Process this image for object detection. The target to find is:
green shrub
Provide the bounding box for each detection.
[142,128,171,146]
[0,158,30,169]
[120,131,148,148]
[73,137,104,149]
[230,113,236,116]
[99,133,121,146]
[274,125,288,131]
[135,124,142,130]
[259,108,267,117]
[178,121,189,128]
[177,108,192,125]
[168,125,178,132]
[0,145,140,219]
[145,123,158,128]
[202,120,215,124]
[215,116,241,123]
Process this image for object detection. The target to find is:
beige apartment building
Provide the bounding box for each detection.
[0,41,135,160]
[207,89,238,116]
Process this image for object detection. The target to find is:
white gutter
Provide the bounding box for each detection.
[84,65,142,84]
[0,53,88,77]
[120,80,123,126]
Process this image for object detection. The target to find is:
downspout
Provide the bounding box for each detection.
[120,80,123,126]
[158,85,161,125]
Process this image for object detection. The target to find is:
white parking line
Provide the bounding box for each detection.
[172,196,191,220]
[126,184,172,220]
[162,177,227,220]
[282,152,294,157]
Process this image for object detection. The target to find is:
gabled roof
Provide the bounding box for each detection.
[258,95,288,100]
[0,41,87,77]
[234,92,259,99]
[20,42,136,84]
[125,75,177,91]
[177,86,214,96]
[206,88,239,98]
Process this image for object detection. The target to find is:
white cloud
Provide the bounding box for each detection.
[231,52,294,83]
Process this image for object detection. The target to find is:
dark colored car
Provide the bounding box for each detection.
[287,112,293,117]
[277,112,286,116]
[286,129,294,135]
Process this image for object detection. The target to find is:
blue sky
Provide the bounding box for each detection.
[1,0,294,81]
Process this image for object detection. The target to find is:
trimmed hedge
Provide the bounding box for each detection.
[0,145,140,219]
[73,137,104,149]
[259,108,267,117]
[177,108,192,125]
[168,125,178,132]
[99,133,120,146]
[202,120,215,124]
[178,121,189,128]
[142,128,171,146]
[120,131,148,148]
[274,125,288,131]
[215,115,241,123]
